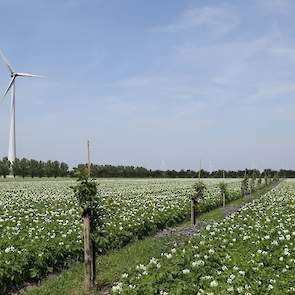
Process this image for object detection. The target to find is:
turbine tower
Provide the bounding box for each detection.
[0,49,43,163]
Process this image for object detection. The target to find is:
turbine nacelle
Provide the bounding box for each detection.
[0,49,44,104]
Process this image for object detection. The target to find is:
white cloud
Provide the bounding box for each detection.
[247,82,295,104]
[256,0,294,14]
[153,4,239,35]
[270,46,295,64]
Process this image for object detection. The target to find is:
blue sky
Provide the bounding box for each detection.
[0,0,295,170]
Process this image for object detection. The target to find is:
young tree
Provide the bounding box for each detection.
[274,172,279,182]
[71,168,102,293]
[250,171,256,193]
[219,181,228,208]
[191,181,206,225]
[264,172,268,186]
[241,176,249,196]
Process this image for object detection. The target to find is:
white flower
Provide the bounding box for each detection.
[268,284,274,290]
[182,269,190,274]
[208,249,215,254]
[4,246,15,253]
[149,257,158,265]
[112,283,123,293]
[210,280,218,287]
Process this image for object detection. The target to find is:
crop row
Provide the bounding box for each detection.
[112,180,294,295]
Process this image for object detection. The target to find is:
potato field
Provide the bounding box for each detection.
[111,181,295,295]
[0,178,242,293]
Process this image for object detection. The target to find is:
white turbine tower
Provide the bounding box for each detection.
[0,49,43,165]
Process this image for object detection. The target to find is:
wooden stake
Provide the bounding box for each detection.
[199,160,202,179]
[191,199,196,225]
[83,213,92,293]
[84,140,95,292]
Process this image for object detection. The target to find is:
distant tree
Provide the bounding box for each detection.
[45,160,53,177]
[166,170,177,178]
[200,169,210,178]
[0,157,11,178]
[52,161,60,178]
[29,159,39,178]
[37,161,45,178]
[210,170,224,178]
[152,170,164,178]
[60,162,69,177]
[19,158,29,178]
[12,158,21,177]
[179,169,186,178]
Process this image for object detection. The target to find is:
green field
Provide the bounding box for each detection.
[1,178,291,295]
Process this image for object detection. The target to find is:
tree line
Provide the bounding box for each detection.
[0,157,294,178]
[0,157,69,178]
[74,164,293,178]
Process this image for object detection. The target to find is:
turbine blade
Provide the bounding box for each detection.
[0,49,14,74]
[0,77,15,104]
[16,72,45,78]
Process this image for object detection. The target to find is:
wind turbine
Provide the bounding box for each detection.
[0,49,43,165]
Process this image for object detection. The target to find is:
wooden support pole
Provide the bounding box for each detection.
[85,140,95,292]
[191,199,196,225]
[83,213,92,293]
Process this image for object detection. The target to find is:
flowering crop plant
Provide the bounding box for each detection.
[111,180,295,295]
[0,178,242,292]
